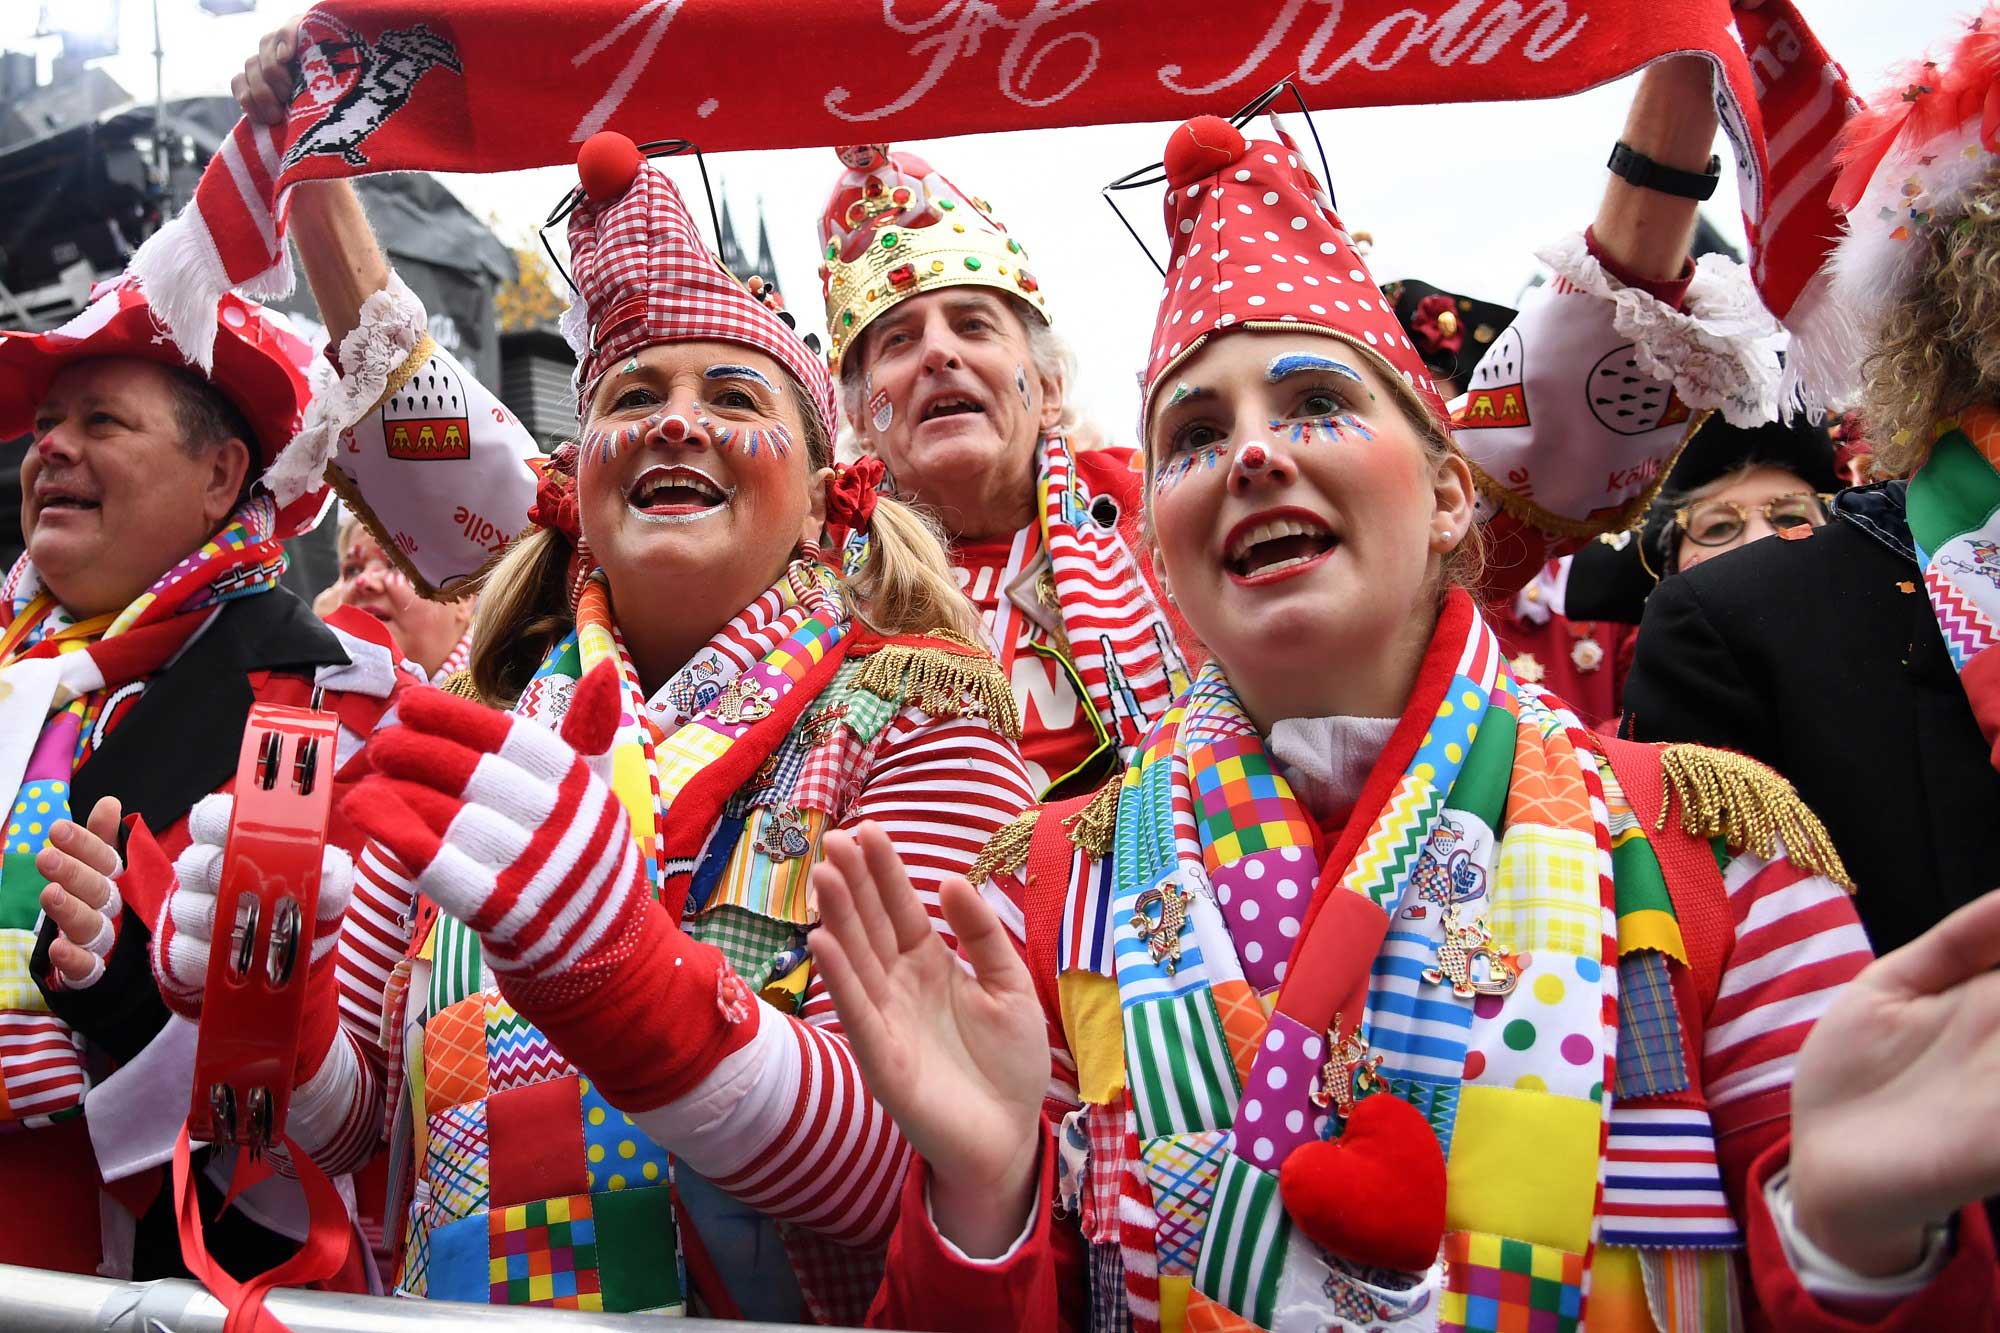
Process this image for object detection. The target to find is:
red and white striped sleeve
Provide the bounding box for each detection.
[1701,846,1874,1144]
[278,844,418,1177]
[632,707,1036,1248]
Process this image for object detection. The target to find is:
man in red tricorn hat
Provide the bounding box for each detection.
[0,274,427,1281]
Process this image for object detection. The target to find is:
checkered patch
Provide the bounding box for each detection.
[1440,1231,1583,1333]
[1488,825,1601,958]
[1142,1130,1228,1276]
[1613,949,1689,1099]
[488,1195,602,1309]
[424,1101,491,1221]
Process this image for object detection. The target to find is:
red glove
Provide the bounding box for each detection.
[345,663,760,1111]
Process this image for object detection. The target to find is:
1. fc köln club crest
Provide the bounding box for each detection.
[285,14,462,169]
[1451,324,1530,431]
[381,351,471,461]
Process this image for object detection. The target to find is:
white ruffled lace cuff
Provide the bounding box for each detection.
[1536,232,1785,429]
[264,270,427,507]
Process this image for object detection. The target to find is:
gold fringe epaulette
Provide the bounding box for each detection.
[968,810,1038,886]
[1656,744,1853,891]
[1062,779,1121,858]
[854,628,1022,739]
[437,670,482,701]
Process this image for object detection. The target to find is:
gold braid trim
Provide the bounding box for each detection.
[437,669,482,701]
[1062,779,1121,859]
[968,810,1039,886]
[1656,744,1854,891]
[854,629,1022,739]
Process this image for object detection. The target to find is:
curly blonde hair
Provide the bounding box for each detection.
[1858,165,2000,476]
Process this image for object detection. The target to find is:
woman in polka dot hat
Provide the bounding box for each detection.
[807,111,2000,1333]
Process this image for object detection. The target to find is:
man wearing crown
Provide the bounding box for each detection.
[817,60,1779,800]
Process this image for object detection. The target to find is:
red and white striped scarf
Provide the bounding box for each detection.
[134,0,1855,405]
[1034,434,1189,765]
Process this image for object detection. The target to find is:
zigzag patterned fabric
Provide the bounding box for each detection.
[1907,407,2000,767]
[1102,590,1735,1333]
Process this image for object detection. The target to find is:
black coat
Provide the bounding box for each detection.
[1621,483,2000,957]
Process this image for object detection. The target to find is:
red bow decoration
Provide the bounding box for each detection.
[529,443,582,543]
[826,455,887,531]
[1409,294,1465,361]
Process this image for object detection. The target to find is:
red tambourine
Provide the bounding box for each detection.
[184,697,341,1152]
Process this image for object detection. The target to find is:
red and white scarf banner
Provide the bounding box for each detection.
[133,0,1858,404]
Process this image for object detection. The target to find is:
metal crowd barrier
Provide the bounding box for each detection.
[0,1264,834,1332]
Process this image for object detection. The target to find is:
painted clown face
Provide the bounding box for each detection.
[848,289,1061,539]
[578,340,823,658]
[1145,330,1474,725]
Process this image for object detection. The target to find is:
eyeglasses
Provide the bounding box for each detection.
[1674,492,1829,547]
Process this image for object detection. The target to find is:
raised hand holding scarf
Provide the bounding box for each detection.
[136,0,1852,413]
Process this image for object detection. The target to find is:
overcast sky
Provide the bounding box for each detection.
[1,0,1961,436]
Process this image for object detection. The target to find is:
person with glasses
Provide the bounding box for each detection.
[1646,418,1840,576]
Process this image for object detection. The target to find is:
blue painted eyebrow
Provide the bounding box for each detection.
[704,364,774,390]
[1266,353,1362,384]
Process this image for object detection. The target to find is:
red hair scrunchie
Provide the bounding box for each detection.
[826,455,888,531]
[529,442,583,543]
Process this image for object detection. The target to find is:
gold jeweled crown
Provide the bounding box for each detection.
[817,144,1050,373]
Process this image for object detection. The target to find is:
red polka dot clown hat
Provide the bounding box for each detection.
[1143,115,1448,439]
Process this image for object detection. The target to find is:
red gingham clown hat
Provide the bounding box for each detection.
[1143,116,1448,437]
[0,275,328,538]
[567,133,836,439]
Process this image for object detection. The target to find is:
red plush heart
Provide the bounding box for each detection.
[1277,1093,1447,1272]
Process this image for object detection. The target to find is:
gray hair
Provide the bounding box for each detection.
[837,293,1078,442]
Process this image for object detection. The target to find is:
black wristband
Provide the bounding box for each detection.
[1607,141,1722,201]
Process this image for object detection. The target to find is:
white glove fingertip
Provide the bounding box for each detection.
[165,930,211,997]
[63,950,105,991]
[170,881,219,943]
[173,841,226,899]
[187,793,234,849]
[317,844,356,919]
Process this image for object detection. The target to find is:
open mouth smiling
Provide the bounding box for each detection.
[1223,509,1339,583]
[626,464,733,524]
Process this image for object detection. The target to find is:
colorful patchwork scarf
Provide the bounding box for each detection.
[1907,408,2000,766]
[1108,590,1729,1332]
[517,559,853,916]
[0,495,285,1126]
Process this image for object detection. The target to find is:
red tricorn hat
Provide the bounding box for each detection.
[0,277,327,537]
[1143,116,1448,436]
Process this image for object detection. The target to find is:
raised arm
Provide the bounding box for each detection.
[1460,57,1784,598]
